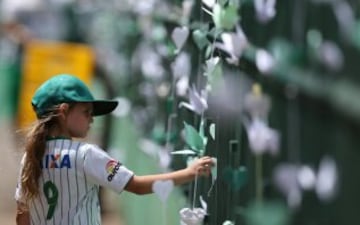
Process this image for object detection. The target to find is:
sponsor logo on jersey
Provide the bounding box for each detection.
[106,160,121,182]
[41,154,71,169]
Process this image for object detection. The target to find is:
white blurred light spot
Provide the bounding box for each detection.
[176,76,189,96]
[319,41,344,71]
[316,156,338,202]
[156,82,171,98]
[256,49,275,74]
[112,97,131,117]
[297,166,316,190]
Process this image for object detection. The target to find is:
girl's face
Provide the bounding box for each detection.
[64,103,94,138]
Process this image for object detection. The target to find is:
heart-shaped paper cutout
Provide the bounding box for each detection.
[152,180,174,203]
[223,166,248,190]
[172,26,190,50]
[192,29,209,50]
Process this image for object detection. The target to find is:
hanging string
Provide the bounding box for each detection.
[192,172,199,209]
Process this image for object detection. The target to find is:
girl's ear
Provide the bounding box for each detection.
[58,103,70,119]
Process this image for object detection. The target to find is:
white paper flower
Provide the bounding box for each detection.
[215,26,248,65]
[254,0,277,23]
[246,119,280,155]
[180,208,207,225]
[179,85,208,115]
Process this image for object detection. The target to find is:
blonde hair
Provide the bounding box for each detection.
[20,105,65,201]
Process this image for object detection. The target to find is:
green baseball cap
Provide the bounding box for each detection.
[31,74,118,117]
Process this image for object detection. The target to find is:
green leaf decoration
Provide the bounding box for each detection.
[192,29,209,50]
[209,123,216,140]
[243,201,290,225]
[223,166,248,190]
[213,4,239,30]
[183,122,205,154]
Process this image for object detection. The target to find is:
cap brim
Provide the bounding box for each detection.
[91,100,118,116]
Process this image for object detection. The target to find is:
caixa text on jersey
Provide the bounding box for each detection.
[107,162,121,181]
[40,154,71,169]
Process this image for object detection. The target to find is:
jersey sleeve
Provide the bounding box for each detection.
[83,145,134,193]
[14,154,26,203]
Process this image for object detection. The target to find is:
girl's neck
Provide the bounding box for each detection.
[48,126,71,140]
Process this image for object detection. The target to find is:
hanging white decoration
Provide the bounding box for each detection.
[245,119,280,155]
[171,26,190,51]
[256,49,276,74]
[214,26,248,65]
[254,0,277,24]
[152,180,175,203]
[179,208,207,225]
[171,52,191,79]
[315,156,338,202]
[273,156,338,208]
[179,85,208,115]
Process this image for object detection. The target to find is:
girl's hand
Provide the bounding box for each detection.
[187,156,215,178]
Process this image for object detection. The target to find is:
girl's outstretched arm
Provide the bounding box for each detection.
[16,201,30,225]
[124,156,214,195]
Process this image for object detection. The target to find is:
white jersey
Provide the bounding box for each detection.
[15,139,134,225]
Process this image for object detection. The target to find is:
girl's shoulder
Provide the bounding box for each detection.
[46,139,104,154]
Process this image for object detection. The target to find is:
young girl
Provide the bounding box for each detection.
[15,74,214,225]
